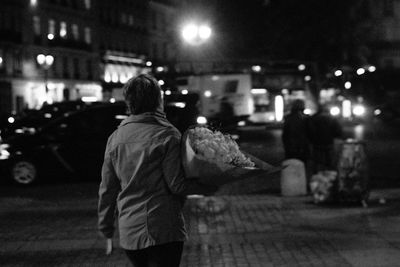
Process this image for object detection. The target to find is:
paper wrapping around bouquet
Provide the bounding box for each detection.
[181,130,283,186]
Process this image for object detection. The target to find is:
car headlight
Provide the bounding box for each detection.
[330,106,341,116]
[196,116,207,124]
[14,127,36,134]
[237,120,246,127]
[0,143,10,160]
[353,105,366,116]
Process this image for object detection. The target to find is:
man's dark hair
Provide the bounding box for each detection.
[291,99,305,112]
[123,74,162,115]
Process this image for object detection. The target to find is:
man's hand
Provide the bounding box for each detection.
[106,238,113,255]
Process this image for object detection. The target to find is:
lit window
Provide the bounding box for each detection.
[72,24,79,40]
[111,73,118,83]
[104,72,111,83]
[84,0,91,9]
[84,27,91,44]
[48,19,55,36]
[33,16,41,35]
[60,22,67,38]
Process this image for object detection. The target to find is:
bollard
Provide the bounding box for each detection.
[280,159,307,196]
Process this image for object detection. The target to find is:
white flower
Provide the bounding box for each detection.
[188,127,255,167]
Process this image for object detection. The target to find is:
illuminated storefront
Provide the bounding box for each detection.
[101,51,151,101]
[10,79,102,110]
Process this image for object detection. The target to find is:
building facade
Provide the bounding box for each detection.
[344,0,400,95]
[0,0,181,113]
[0,0,102,113]
[97,0,152,100]
[366,0,400,70]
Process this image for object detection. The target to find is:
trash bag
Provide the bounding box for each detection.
[310,170,337,203]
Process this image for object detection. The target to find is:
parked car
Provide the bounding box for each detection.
[0,102,128,185]
[1,100,101,140]
[0,96,229,186]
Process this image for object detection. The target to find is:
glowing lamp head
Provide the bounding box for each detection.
[182,24,198,42]
[182,23,212,45]
[36,54,46,65]
[198,25,211,40]
[45,55,54,66]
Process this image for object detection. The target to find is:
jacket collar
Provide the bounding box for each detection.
[119,111,170,127]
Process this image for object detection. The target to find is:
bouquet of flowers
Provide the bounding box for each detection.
[310,171,337,203]
[182,126,281,186]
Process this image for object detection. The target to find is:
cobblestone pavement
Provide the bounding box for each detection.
[1,184,400,267]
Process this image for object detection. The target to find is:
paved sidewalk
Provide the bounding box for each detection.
[1,187,400,266]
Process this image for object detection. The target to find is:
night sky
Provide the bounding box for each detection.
[184,0,371,70]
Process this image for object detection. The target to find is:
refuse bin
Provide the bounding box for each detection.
[281,159,307,196]
[336,139,369,204]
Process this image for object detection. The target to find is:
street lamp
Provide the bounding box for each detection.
[181,23,212,45]
[334,69,343,77]
[36,54,54,102]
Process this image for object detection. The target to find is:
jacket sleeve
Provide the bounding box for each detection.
[98,138,120,238]
[162,131,216,196]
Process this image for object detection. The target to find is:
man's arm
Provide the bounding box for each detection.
[98,143,120,238]
[162,132,217,196]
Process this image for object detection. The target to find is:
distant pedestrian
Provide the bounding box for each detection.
[282,99,310,163]
[308,104,343,172]
[218,96,235,128]
[98,74,216,267]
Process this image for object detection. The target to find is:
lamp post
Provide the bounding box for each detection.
[36,54,54,102]
[181,23,212,46]
[180,23,212,74]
